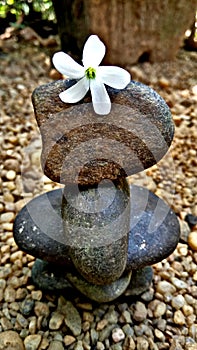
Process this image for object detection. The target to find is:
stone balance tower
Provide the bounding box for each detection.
[14,79,180,302]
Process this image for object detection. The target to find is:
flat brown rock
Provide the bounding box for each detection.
[32,79,174,186]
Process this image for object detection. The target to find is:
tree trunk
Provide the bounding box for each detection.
[52,0,196,65]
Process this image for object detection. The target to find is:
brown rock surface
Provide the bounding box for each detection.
[32,79,174,186]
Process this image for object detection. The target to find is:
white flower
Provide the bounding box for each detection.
[52,35,131,115]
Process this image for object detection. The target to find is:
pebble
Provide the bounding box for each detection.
[0,330,25,350]
[64,335,76,346]
[133,302,147,322]
[1,317,13,330]
[188,231,197,251]
[185,214,197,228]
[4,286,16,302]
[182,304,194,317]
[31,290,42,301]
[0,278,6,290]
[96,319,108,331]
[6,170,16,180]
[20,299,35,316]
[158,77,170,88]
[24,335,42,350]
[16,313,29,328]
[136,336,149,350]
[121,310,132,323]
[171,277,188,289]
[153,302,166,318]
[29,317,37,334]
[90,328,99,344]
[48,340,64,350]
[99,325,116,342]
[122,324,134,337]
[63,301,82,336]
[156,281,176,294]
[179,219,191,242]
[96,341,105,350]
[155,328,165,342]
[123,335,135,350]
[49,312,64,330]
[38,338,49,349]
[74,340,83,350]
[157,318,167,332]
[174,310,186,325]
[0,212,15,223]
[171,295,185,309]
[112,327,125,342]
[104,307,118,324]
[34,302,50,317]
[4,158,20,172]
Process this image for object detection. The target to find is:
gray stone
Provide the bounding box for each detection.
[124,266,153,296]
[14,186,180,272]
[13,189,72,267]
[126,186,180,270]
[99,324,116,342]
[133,302,147,322]
[185,214,197,228]
[90,329,98,345]
[66,270,132,303]
[31,259,72,291]
[32,79,174,186]
[62,178,130,285]
[104,306,119,324]
[63,301,82,336]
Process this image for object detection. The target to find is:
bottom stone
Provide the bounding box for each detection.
[31,259,152,302]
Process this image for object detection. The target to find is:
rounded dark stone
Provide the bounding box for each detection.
[126,185,180,270]
[31,259,72,291]
[13,185,180,275]
[13,189,72,267]
[124,266,153,296]
[185,213,197,228]
[20,299,35,316]
[32,79,174,186]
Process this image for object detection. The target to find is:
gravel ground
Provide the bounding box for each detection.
[0,37,197,350]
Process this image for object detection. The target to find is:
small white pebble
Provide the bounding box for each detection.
[112,328,125,343]
[171,295,185,309]
[6,170,16,180]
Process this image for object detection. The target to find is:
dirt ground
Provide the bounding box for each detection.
[0,34,197,350]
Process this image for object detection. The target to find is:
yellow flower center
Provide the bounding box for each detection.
[85,67,96,79]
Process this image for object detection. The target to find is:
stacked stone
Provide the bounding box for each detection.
[14,79,180,302]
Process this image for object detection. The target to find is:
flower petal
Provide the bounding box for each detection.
[52,51,84,79]
[82,35,106,68]
[97,66,131,89]
[59,77,89,103]
[90,79,111,115]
